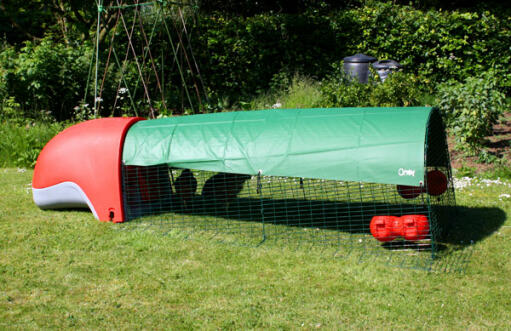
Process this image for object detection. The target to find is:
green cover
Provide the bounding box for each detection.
[123,107,434,186]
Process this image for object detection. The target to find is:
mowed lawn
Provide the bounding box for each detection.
[1,168,510,329]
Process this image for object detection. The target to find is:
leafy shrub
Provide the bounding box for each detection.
[320,66,423,108]
[345,2,511,93]
[436,70,506,153]
[196,12,344,101]
[194,2,511,102]
[483,164,511,180]
[368,72,424,107]
[454,165,476,178]
[0,37,92,121]
[319,70,373,107]
[0,97,23,123]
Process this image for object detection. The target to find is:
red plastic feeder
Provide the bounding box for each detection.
[396,185,423,199]
[370,216,399,242]
[370,215,430,242]
[397,170,448,199]
[401,214,430,241]
[426,170,448,196]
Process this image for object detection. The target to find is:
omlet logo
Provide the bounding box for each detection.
[398,168,415,177]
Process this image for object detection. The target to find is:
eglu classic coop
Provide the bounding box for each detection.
[33,107,456,266]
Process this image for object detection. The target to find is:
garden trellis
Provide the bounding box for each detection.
[33,107,457,269]
[88,0,206,118]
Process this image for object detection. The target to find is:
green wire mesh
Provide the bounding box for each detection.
[120,165,466,271]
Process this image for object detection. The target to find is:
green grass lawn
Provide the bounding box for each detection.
[1,168,510,329]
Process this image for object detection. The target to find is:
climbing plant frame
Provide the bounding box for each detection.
[119,107,457,270]
[89,0,206,118]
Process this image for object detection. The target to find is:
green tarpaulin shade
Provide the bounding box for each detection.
[122,107,436,186]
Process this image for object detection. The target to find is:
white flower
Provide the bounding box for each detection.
[481,179,504,186]
[453,176,473,189]
[95,97,103,102]
[272,102,282,109]
[499,194,510,199]
[119,87,128,94]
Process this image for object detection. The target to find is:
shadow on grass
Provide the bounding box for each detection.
[125,195,506,246]
[437,205,506,245]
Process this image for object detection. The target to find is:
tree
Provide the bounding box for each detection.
[0,0,118,44]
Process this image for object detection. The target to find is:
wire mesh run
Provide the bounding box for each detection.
[120,164,464,270]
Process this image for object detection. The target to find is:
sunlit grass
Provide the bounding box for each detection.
[1,168,510,328]
[248,75,322,110]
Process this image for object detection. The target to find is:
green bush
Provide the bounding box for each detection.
[0,97,23,122]
[0,37,92,121]
[196,13,344,101]
[194,3,511,102]
[368,72,424,107]
[345,2,511,93]
[320,68,423,108]
[319,71,372,107]
[436,71,506,153]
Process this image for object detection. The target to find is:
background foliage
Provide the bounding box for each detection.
[1,1,510,117]
[0,0,510,154]
[1,38,92,121]
[436,71,506,153]
[320,69,424,108]
[0,121,67,168]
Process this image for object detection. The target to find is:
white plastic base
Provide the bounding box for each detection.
[32,182,99,219]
